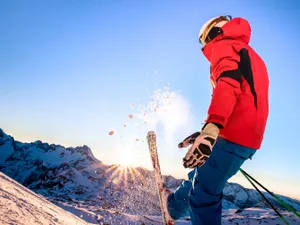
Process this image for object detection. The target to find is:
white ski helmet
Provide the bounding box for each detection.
[198,15,232,46]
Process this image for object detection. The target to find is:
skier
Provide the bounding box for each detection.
[163,15,269,225]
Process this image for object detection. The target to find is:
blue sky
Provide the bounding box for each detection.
[1,0,300,199]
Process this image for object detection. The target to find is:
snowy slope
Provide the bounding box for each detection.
[0,172,92,225]
[0,128,300,225]
[1,170,299,225]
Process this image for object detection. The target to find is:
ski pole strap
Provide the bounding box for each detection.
[240,168,300,220]
[240,169,290,225]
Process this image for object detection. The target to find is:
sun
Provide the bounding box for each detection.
[105,143,144,190]
[119,150,135,167]
[115,143,137,167]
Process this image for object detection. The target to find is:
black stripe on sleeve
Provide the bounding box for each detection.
[216,69,242,83]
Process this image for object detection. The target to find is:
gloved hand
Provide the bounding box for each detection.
[178,123,220,169]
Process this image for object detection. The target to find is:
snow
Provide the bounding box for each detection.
[0,128,300,225]
[70,168,96,190]
[221,208,300,225]
[0,172,92,225]
[23,145,90,168]
[1,173,299,225]
[55,202,100,224]
[222,200,239,209]
[234,188,249,202]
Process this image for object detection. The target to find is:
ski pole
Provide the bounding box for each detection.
[240,169,290,225]
[240,168,300,220]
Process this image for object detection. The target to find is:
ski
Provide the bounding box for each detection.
[147,131,175,225]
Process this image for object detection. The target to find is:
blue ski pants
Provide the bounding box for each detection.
[167,137,256,225]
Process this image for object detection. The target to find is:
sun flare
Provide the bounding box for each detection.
[105,163,144,190]
[115,142,138,168]
[119,151,135,167]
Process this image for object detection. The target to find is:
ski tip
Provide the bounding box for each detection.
[147,130,156,136]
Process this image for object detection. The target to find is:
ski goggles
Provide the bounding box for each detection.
[199,15,232,46]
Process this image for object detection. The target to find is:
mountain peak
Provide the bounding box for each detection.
[74,145,96,160]
[0,128,8,139]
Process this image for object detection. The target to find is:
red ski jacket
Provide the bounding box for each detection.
[202,17,269,149]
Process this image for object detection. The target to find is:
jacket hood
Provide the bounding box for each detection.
[202,17,251,61]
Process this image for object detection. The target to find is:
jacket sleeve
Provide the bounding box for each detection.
[205,44,242,128]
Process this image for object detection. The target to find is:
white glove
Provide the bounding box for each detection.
[178,123,219,169]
